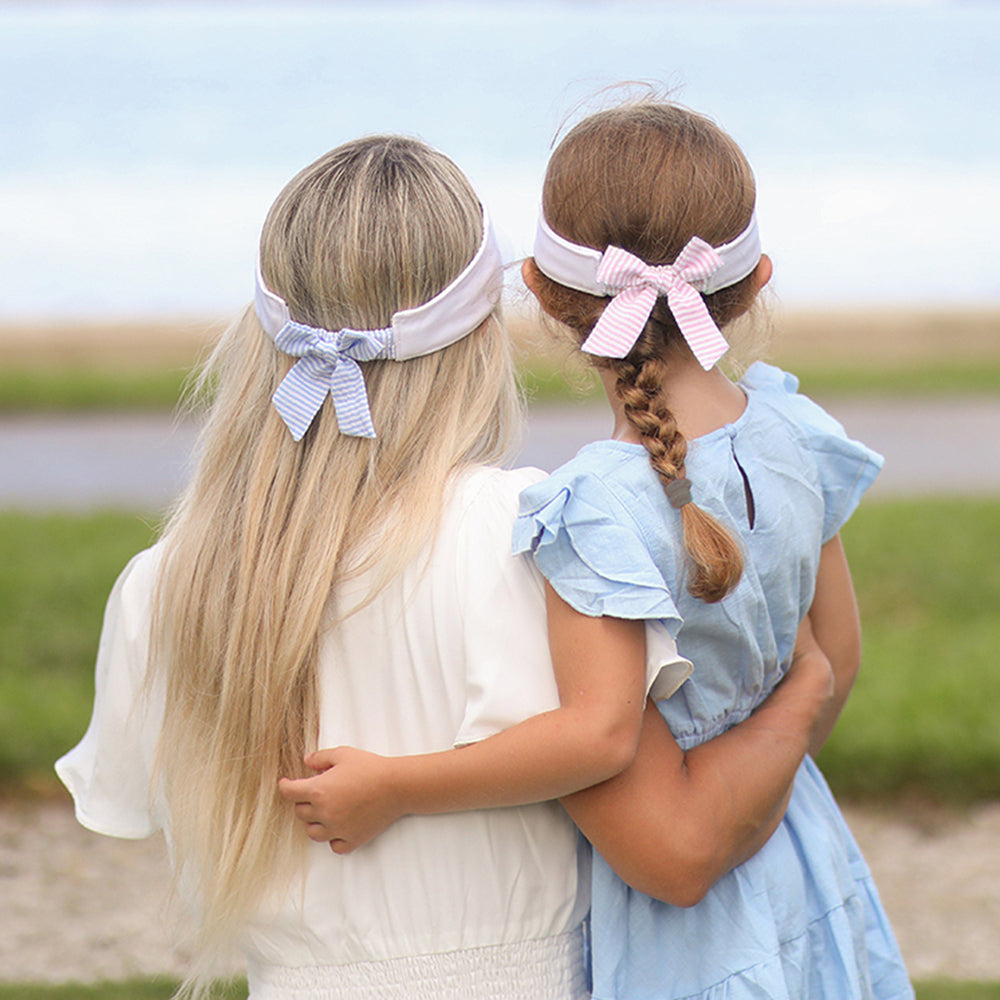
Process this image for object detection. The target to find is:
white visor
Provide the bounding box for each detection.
[254,206,503,360]
[533,209,762,298]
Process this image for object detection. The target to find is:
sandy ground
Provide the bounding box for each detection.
[2,799,999,986]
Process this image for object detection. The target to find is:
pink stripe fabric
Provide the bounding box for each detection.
[580,238,730,369]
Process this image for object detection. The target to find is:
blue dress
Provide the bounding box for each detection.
[512,363,913,1000]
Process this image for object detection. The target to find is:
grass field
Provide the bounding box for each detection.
[0,512,158,795]
[822,498,1000,802]
[1,498,998,804]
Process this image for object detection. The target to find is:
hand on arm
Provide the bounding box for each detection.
[560,616,833,907]
[280,583,647,852]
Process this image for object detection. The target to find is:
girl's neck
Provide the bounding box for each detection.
[598,350,747,444]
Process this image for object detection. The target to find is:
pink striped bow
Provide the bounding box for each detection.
[581,237,730,369]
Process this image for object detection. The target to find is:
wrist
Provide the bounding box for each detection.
[383,754,414,817]
[758,651,833,743]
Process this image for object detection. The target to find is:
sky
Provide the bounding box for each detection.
[1,0,997,319]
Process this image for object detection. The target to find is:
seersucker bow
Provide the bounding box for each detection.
[271,320,394,440]
[580,237,731,369]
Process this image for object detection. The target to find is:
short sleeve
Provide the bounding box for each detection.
[453,467,692,746]
[55,546,165,839]
[452,467,558,746]
[512,467,690,706]
[513,469,682,628]
[744,363,884,541]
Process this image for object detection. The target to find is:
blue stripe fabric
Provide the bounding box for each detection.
[271,320,393,439]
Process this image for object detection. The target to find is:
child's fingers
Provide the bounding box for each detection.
[293,801,317,822]
[277,776,312,801]
[329,838,354,855]
[305,822,331,843]
[304,748,341,771]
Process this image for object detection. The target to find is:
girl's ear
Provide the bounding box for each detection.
[751,253,772,292]
[521,258,563,321]
[521,257,543,299]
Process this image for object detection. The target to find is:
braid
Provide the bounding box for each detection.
[523,98,764,602]
[613,349,743,603]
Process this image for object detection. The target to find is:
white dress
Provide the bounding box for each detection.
[56,464,690,1000]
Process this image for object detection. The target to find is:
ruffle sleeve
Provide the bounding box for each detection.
[512,468,690,704]
[54,546,165,839]
[455,467,691,747]
[513,470,682,625]
[744,362,884,542]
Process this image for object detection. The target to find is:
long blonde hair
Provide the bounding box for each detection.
[150,136,520,990]
[526,99,760,602]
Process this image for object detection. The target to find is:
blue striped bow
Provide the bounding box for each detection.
[271,320,394,440]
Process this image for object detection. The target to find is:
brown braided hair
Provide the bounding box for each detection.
[528,99,761,602]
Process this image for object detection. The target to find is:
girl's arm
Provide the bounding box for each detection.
[280,582,646,851]
[805,533,861,755]
[560,616,833,907]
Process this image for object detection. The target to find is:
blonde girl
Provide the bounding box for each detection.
[286,104,914,1000]
[60,132,836,1000]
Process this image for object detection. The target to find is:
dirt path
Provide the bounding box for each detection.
[2,800,998,985]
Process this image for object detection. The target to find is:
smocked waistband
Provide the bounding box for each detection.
[246,926,589,1000]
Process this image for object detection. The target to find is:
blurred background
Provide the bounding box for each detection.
[1,0,998,318]
[1,2,999,996]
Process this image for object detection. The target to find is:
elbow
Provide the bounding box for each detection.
[605,729,641,778]
[666,848,719,907]
[591,714,642,780]
[661,877,713,910]
[617,821,727,908]
[619,858,714,908]
[640,848,718,908]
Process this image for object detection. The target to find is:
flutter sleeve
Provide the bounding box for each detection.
[454,467,691,747]
[55,546,165,839]
[745,362,884,542]
[512,467,691,704]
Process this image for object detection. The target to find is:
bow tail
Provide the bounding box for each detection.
[667,285,729,370]
[580,285,658,357]
[329,358,377,438]
[273,359,333,441]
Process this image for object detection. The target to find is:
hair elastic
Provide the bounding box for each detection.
[665,477,694,510]
[254,207,502,440]
[532,210,761,368]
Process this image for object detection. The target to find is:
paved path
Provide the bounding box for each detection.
[2,397,999,510]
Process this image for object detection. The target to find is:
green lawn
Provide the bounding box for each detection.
[0,368,191,413]
[0,512,158,794]
[1,498,999,803]
[3,356,1000,412]
[517,358,1000,404]
[819,498,1000,803]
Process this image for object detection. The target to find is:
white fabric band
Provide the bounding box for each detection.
[532,209,761,299]
[253,206,502,438]
[255,206,503,361]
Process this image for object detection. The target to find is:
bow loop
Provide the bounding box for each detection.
[271,320,392,440]
[580,237,730,369]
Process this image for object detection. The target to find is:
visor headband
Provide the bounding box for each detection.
[254,206,502,439]
[532,210,761,367]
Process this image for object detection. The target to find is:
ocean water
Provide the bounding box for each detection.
[1,0,998,319]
